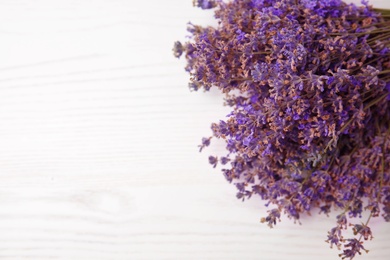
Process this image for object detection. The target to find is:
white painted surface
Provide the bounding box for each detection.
[0,0,389,259]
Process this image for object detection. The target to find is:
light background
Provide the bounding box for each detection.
[0,0,389,259]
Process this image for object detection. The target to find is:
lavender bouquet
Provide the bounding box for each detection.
[174,0,390,258]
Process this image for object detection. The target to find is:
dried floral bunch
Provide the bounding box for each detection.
[174,0,390,258]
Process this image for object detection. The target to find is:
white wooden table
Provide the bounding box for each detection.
[0,0,389,259]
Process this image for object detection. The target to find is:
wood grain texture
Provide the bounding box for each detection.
[0,0,389,259]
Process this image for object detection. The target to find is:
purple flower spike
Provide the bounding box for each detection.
[176,0,390,259]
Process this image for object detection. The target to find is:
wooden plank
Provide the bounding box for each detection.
[0,0,388,259]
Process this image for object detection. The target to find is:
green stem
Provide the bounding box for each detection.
[378,69,390,75]
[364,93,388,110]
[367,32,390,44]
[382,76,390,82]
[354,212,373,251]
[374,8,390,12]
[331,28,390,37]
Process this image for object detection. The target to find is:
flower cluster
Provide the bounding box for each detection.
[175,0,390,259]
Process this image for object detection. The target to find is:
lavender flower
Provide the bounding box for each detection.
[175,0,390,259]
[192,0,217,9]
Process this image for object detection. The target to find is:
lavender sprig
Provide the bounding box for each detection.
[175,0,390,259]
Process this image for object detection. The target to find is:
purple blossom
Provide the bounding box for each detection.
[326,226,343,249]
[193,0,216,10]
[339,239,368,259]
[176,0,390,259]
[208,155,218,168]
[220,156,230,165]
[352,224,373,240]
[172,41,183,58]
[260,208,281,228]
[199,137,211,152]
